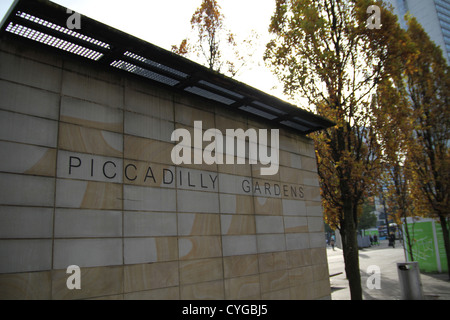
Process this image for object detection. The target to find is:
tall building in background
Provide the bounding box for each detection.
[384,0,450,63]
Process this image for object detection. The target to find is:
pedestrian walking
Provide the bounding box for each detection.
[389,233,395,248]
[330,234,336,251]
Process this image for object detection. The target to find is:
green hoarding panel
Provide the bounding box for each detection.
[434,223,448,273]
[405,220,448,273]
[406,221,436,272]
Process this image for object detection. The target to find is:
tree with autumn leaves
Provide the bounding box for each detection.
[265,0,412,300]
[375,16,450,278]
[405,18,450,278]
[266,0,449,298]
[172,0,259,77]
[172,0,226,71]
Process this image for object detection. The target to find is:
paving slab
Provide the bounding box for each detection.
[327,240,450,300]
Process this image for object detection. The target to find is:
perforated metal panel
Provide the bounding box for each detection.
[5,19,104,60]
[111,60,180,86]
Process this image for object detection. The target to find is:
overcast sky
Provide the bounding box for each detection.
[0,0,293,102]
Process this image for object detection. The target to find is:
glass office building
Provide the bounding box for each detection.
[385,0,450,62]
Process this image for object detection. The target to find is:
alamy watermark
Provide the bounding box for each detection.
[367,5,381,29]
[66,9,81,30]
[66,265,81,290]
[171,121,280,176]
[64,5,382,32]
[65,264,382,291]
[366,265,381,289]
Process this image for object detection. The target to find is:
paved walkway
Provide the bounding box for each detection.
[327,240,450,300]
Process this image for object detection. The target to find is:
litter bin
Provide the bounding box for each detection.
[397,262,424,300]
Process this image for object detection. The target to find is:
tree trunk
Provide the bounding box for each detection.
[341,198,363,300]
[402,212,414,262]
[438,215,450,280]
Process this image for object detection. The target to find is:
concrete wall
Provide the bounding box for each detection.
[0,37,330,300]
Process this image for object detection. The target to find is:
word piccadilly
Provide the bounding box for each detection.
[171,121,279,176]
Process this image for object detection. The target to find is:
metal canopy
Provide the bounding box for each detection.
[0,0,335,135]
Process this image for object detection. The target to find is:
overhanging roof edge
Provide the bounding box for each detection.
[0,0,336,134]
